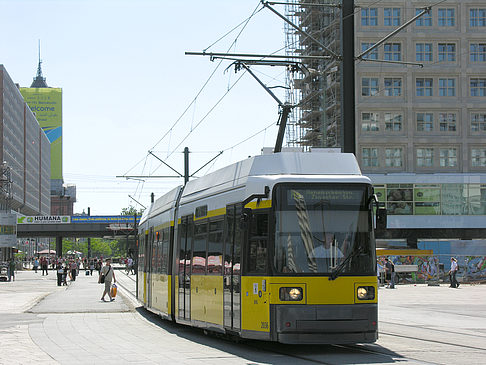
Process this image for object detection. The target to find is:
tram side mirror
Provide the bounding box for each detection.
[240,208,252,228]
[376,208,387,230]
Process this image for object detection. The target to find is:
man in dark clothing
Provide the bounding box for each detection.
[384,258,395,288]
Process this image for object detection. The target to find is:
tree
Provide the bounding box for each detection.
[61,238,120,258]
[121,205,144,216]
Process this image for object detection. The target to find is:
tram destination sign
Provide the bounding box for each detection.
[288,188,365,206]
[17,216,71,224]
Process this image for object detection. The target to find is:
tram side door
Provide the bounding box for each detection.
[147,227,154,308]
[224,204,242,331]
[178,215,192,320]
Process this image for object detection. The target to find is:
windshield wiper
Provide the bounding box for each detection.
[329,246,362,281]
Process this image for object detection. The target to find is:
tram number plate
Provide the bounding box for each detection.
[260,321,269,329]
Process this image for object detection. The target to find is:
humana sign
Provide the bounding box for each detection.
[17,216,71,224]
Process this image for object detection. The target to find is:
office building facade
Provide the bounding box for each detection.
[285,0,486,247]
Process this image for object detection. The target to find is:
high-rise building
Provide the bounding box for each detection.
[20,56,76,215]
[0,65,51,260]
[285,0,486,247]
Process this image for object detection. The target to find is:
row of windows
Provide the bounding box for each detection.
[361,7,485,28]
[374,184,486,216]
[361,42,486,63]
[361,146,486,169]
[178,213,269,275]
[361,77,486,97]
[360,111,486,135]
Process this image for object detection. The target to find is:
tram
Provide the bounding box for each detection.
[137,151,384,344]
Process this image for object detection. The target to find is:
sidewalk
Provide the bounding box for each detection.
[1,269,485,364]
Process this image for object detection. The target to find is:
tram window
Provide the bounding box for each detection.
[178,221,186,274]
[192,222,208,274]
[248,239,267,273]
[247,213,269,274]
[208,220,223,275]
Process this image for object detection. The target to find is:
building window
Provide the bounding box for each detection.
[384,8,401,26]
[361,78,379,96]
[361,8,378,26]
[471,78,486,96]
[470,43,486,62]
[416,78,433,96]
[471,148,486,167]
[417,148,434,167]
[439,148,457,167]
[439,78,456,96]
[438,8,455,26]
[362,148,378,167]
[416,8,432,26]
[471,113,486,132]
[439,113,457,132]
[361,42,378,60]
[385,148,403,167]
[470,8,486,27]
[361,112,379,132]
[385,113,403,131]
[438,43,456,62]
[384,78,402,96]
[417,113,434,131]
[416,43,433,62]
[384,43,401,61]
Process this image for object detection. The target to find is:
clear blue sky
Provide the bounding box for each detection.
[1,0,287,214]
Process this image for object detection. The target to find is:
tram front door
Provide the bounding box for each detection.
[178,215,192,320]
[223,204,242,331]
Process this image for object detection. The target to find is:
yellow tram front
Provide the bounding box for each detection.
[239,182,378,344]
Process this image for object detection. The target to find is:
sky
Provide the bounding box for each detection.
[0,0,289,215]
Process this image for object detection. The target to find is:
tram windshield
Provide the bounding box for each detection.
[274,184,376,275]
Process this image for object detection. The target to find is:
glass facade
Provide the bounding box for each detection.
[374,184,486,216]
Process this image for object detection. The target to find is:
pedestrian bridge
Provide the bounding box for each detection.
[17,215,139,238]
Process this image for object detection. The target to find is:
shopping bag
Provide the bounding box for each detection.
[110,283,117,298]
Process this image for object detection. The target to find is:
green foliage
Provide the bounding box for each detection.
[14,252,25,261]
[61,238,121,258]
[121,205,144,216]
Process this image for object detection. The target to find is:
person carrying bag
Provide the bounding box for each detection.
[99,258,116,302]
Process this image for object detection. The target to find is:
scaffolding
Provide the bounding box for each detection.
[285,0,341,149]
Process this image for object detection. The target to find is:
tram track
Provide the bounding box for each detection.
[379,331,486,352]
[246,340,438,365]
[379,320,486,339]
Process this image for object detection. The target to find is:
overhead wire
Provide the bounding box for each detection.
[147,2,265,175]
[147,1,263,155]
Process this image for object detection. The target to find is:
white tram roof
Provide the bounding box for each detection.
[181,152,364,201]
[140,186,182,224]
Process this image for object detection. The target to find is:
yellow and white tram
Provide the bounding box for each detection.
[137,151,380,344]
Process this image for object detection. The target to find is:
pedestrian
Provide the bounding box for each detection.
[70,260,77,281]
[384,258,395,288]
[56,261,64,286]
[99,258,116,302]
[95,259,102,275]
[62,262,69,285]
[448,257,459,288]
[41,257,48,276]
[33,257,39,273]
[7,257,15,282]
[127,257,133,274]
[89,260,95,276]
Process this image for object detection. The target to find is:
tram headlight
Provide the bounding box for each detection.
[279,287,303,301]
[357,286,375,300]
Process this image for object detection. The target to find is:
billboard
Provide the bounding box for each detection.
[0,213,17,248]
[17,216,71,224]
[20,87,62,180]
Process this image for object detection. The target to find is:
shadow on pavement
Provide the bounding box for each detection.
[134,306,403,364]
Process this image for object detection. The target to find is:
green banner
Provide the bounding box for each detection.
[20,87,63,180]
